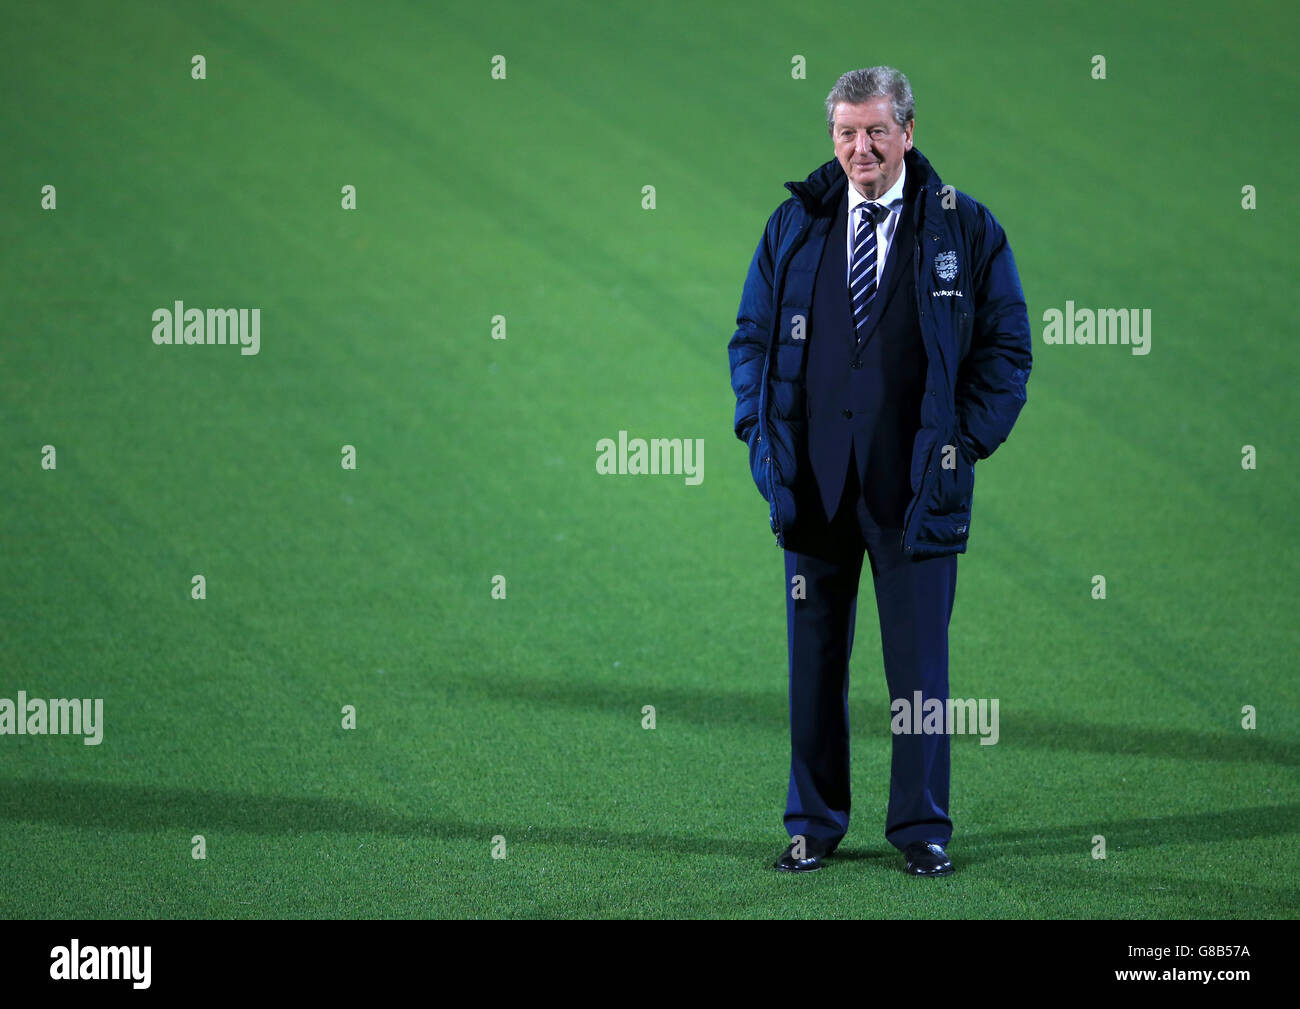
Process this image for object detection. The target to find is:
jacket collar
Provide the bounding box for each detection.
[785,146,942,219]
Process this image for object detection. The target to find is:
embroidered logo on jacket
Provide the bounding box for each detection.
[934,251,959,282]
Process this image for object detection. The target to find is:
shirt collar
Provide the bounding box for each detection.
[847,160,907,216]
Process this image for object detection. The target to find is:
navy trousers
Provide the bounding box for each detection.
[783,444,958,852]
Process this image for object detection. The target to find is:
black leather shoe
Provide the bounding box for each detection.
[773,836,836,872]
[902,841,953,876]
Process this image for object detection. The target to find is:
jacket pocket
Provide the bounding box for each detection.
[934,440,976,516]
[916,449,975,550]
[747,424,773,505]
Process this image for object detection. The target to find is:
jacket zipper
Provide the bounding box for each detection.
[762,217,809,544]
[900,187,967,552]
[901,204,933,553]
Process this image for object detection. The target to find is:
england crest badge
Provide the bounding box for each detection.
[934,251,959,283]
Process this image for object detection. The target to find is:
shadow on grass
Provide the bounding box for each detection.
[831,802,1300,864]
[2,777,1295,913]
[1,778,1294,857]
[455,674,1298,767]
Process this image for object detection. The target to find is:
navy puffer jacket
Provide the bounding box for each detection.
[728,146,1032,556]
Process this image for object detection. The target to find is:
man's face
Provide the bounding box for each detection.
[831,98,914,200]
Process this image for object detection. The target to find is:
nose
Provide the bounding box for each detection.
[855,133,875,157]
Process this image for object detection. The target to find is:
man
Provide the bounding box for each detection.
[728,67,1031,875]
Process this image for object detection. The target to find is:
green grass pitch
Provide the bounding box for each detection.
[1,0,1296,919]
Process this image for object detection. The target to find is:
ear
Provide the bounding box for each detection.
[903,119,915,151]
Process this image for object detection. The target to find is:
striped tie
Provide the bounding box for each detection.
[850,201,884,338]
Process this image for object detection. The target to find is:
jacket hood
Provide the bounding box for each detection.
[784,146,942,216]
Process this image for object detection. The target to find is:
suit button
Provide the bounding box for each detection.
[842,409,853,419]
[851,359,863,369]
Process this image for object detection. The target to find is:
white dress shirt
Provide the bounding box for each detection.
[845,161,907,289]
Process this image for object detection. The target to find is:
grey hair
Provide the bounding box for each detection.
[825,66,914,132]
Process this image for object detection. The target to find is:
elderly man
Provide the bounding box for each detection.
[728,66,1032,875]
